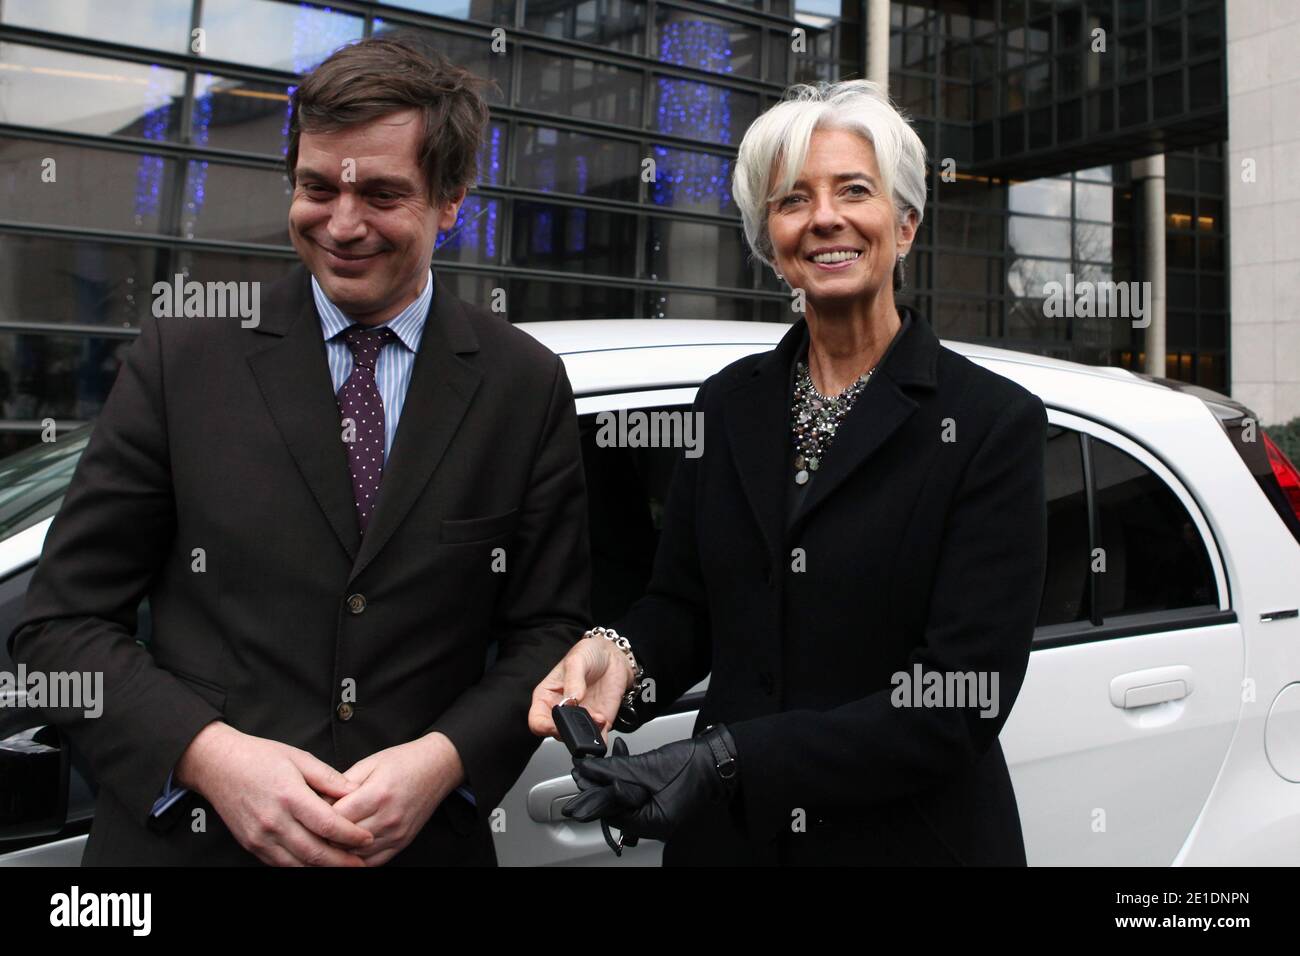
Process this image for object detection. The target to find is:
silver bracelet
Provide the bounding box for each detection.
[584,626,644,720]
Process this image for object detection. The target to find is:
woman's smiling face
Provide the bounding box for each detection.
[766,127,915,310]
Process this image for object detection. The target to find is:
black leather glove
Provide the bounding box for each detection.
[561,724,739,842]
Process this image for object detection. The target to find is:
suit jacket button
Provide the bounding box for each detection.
[336,702,354,721]
[346,593,366,615]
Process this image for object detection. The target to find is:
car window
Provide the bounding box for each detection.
[1090,437,1218,616]
[579,407,686,623]
[0,426,90,539]
[1038,425,1090,627]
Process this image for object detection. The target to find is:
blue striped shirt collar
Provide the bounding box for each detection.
[311,268,434,352]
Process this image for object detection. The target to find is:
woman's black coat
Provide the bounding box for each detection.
[615,306,1048,865]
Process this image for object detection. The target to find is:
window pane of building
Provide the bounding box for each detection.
[0,137,178,234]
[936,208,1004,251]
[0,235,163,330]
[175,248,295,288]
[513,125,641,202]
[181,161,291,244]
[506,278,637,321]
[933,297,992,340]
[1009,177,1071,216]
[510,201,638,276]
[649,291,763,321]
[1074,222,1113,263]
[1009,215,1071,258]
[193,74,294,156]
[381,0,515,25]
[0,333,134,421]
[526,0,645,55]
[645,217,748,288]
[1,0,193,54]
[518,50,642,125]
[1074,182,1113,221]
[373,21,511,104]
[201,0,364,73]
[0,43,186,141]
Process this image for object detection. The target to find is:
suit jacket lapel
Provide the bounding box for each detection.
[791,307,940,534]
[246,264,361,560]
[349,272,482,583]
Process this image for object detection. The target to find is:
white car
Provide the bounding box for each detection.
[1,319,1298,867]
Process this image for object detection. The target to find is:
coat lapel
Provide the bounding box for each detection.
[348,272,481,583]
[723,307,942,555]
[722,320,807,564]
[791,307,940,533]
[246,264,361,561]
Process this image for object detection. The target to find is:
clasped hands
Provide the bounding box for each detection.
[175,723,463,867]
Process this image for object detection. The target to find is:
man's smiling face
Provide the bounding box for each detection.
[289,108,466,325]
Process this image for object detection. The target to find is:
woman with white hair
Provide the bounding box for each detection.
[530,80,1048,865]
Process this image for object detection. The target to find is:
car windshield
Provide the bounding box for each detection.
[0,428,90,540]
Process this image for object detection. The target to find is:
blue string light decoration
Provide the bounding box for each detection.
[482,123,501,258]
[133,64,171,227]
[282,82,298,158]
[652,19,734,211]
[435,126,504,258]
[531,207,553,257]
[182,86,214,237]
[571,154,587,253]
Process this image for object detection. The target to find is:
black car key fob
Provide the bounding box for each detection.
[552,703,607,759]
[552,703,637,857]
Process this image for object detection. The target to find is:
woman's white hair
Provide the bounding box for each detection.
[732,79,929,270]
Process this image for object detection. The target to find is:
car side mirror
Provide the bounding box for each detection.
[0,725,70,840]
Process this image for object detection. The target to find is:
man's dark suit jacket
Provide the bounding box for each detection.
[8,263,590,865]
[617,306,1047,865]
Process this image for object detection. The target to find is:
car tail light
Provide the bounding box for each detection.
[1262,431,1300,525]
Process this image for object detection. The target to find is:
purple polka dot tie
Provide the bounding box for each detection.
[336,325,396,535]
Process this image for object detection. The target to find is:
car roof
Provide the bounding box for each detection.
[517,318,1157,394]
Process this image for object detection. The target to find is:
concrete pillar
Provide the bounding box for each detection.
[867,0,890,91]
[1131,154,1167,378]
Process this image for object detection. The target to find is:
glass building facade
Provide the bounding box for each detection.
[0,0,1229,451]
[888,0,1227,381]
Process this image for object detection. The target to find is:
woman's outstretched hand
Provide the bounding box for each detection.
[528,634,635,737]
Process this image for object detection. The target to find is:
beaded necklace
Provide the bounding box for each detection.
[790,359,877,485]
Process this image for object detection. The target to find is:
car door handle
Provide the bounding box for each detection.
[1109,665,1194,709]
[526,776,581,823]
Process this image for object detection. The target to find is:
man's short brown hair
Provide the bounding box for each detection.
[286,33,493,205]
